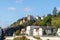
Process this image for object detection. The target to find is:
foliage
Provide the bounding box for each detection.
[15,30,20,35]
[51,17,60,27]
[51,17,60,32]
[14,36,30,40]
[38,16,51,26]
[33,36,41,40]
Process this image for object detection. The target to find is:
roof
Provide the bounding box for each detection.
[27,26,55,30]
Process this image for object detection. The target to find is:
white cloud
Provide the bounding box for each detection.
[16,0,24,3]
[24,7,31,12]
[8,7,16,11]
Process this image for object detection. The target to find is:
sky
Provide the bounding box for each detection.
[0,0,60,28]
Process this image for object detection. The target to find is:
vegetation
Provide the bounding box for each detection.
[33,36,42,40]
[14,36,30,40]
[15,30,20,35]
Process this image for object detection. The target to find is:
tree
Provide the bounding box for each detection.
[39,20,46,26]
[51,17,60,32]
[57,11,60,17]
[43,16,51,26]
[38,16,51,26]
[53,7,57,17]
[47,14,52,17]
[51,17,60,27]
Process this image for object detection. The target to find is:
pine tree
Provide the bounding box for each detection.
[53,7,57,17]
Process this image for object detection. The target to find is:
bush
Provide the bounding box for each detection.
[15,30,20,35]
[14,36,30,40]
[33,36,42,40]
[20,33,25,36]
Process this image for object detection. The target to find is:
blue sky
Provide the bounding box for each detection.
[0,0,60,28]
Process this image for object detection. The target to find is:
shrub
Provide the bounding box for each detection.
[33,36,42,40]
[14,36,30,40]
[15,30,20,35]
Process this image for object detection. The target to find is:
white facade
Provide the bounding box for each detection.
[26,26,30,36]
[26,26,43,36]
[20,21,23,24]
[21,28,26,34]
[57,28,60,36]
[36,16,39,20]
[23,19,25,23]
[33,28,43,36]
[41,17,44,20]
[26,26,33,36]
[27,15,34,21]
[46,30,51,35]
[33,29,39,36]
[36,16,41,20]
[39,28,43,36]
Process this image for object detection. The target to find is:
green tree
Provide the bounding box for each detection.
[39,20,46,26]
[51,17,60,32]
[38,16,51,26]
[51,17,60,27]
[53,7,57,17]
[43,16,51,26]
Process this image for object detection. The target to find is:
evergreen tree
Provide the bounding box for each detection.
[53,7,57,17]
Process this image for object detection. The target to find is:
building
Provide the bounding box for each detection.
[20,21,23,25]
[57,28,60,36]
[23,19,26,23]
[41,16,45,20]
[26,26,56,36]
[36,16,41,20]
[19,15,35,25]
[27,15,34,21]
[20,28,26,34]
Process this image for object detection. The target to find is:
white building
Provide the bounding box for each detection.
[26,26,43,36]
[23,19,26,23]
[21,28,26,34]
[20,21,23,25]
[26,26,56,36]
[33,28,43,36]
[27,15,34,21]
[36,16,41,20]
[57,28,60,36]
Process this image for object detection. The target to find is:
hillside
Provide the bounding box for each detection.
[10,15,39,27]
[4,15,41,36]
[4,7,60,36]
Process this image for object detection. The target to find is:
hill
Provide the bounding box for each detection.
[4,15,41,36]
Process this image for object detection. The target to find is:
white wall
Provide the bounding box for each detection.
[33,29,39,36]
[57,28,60,36]
[40,36,60,40]
[26,26,33,36]
[39,28,43,36]
[33,28,43,36]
